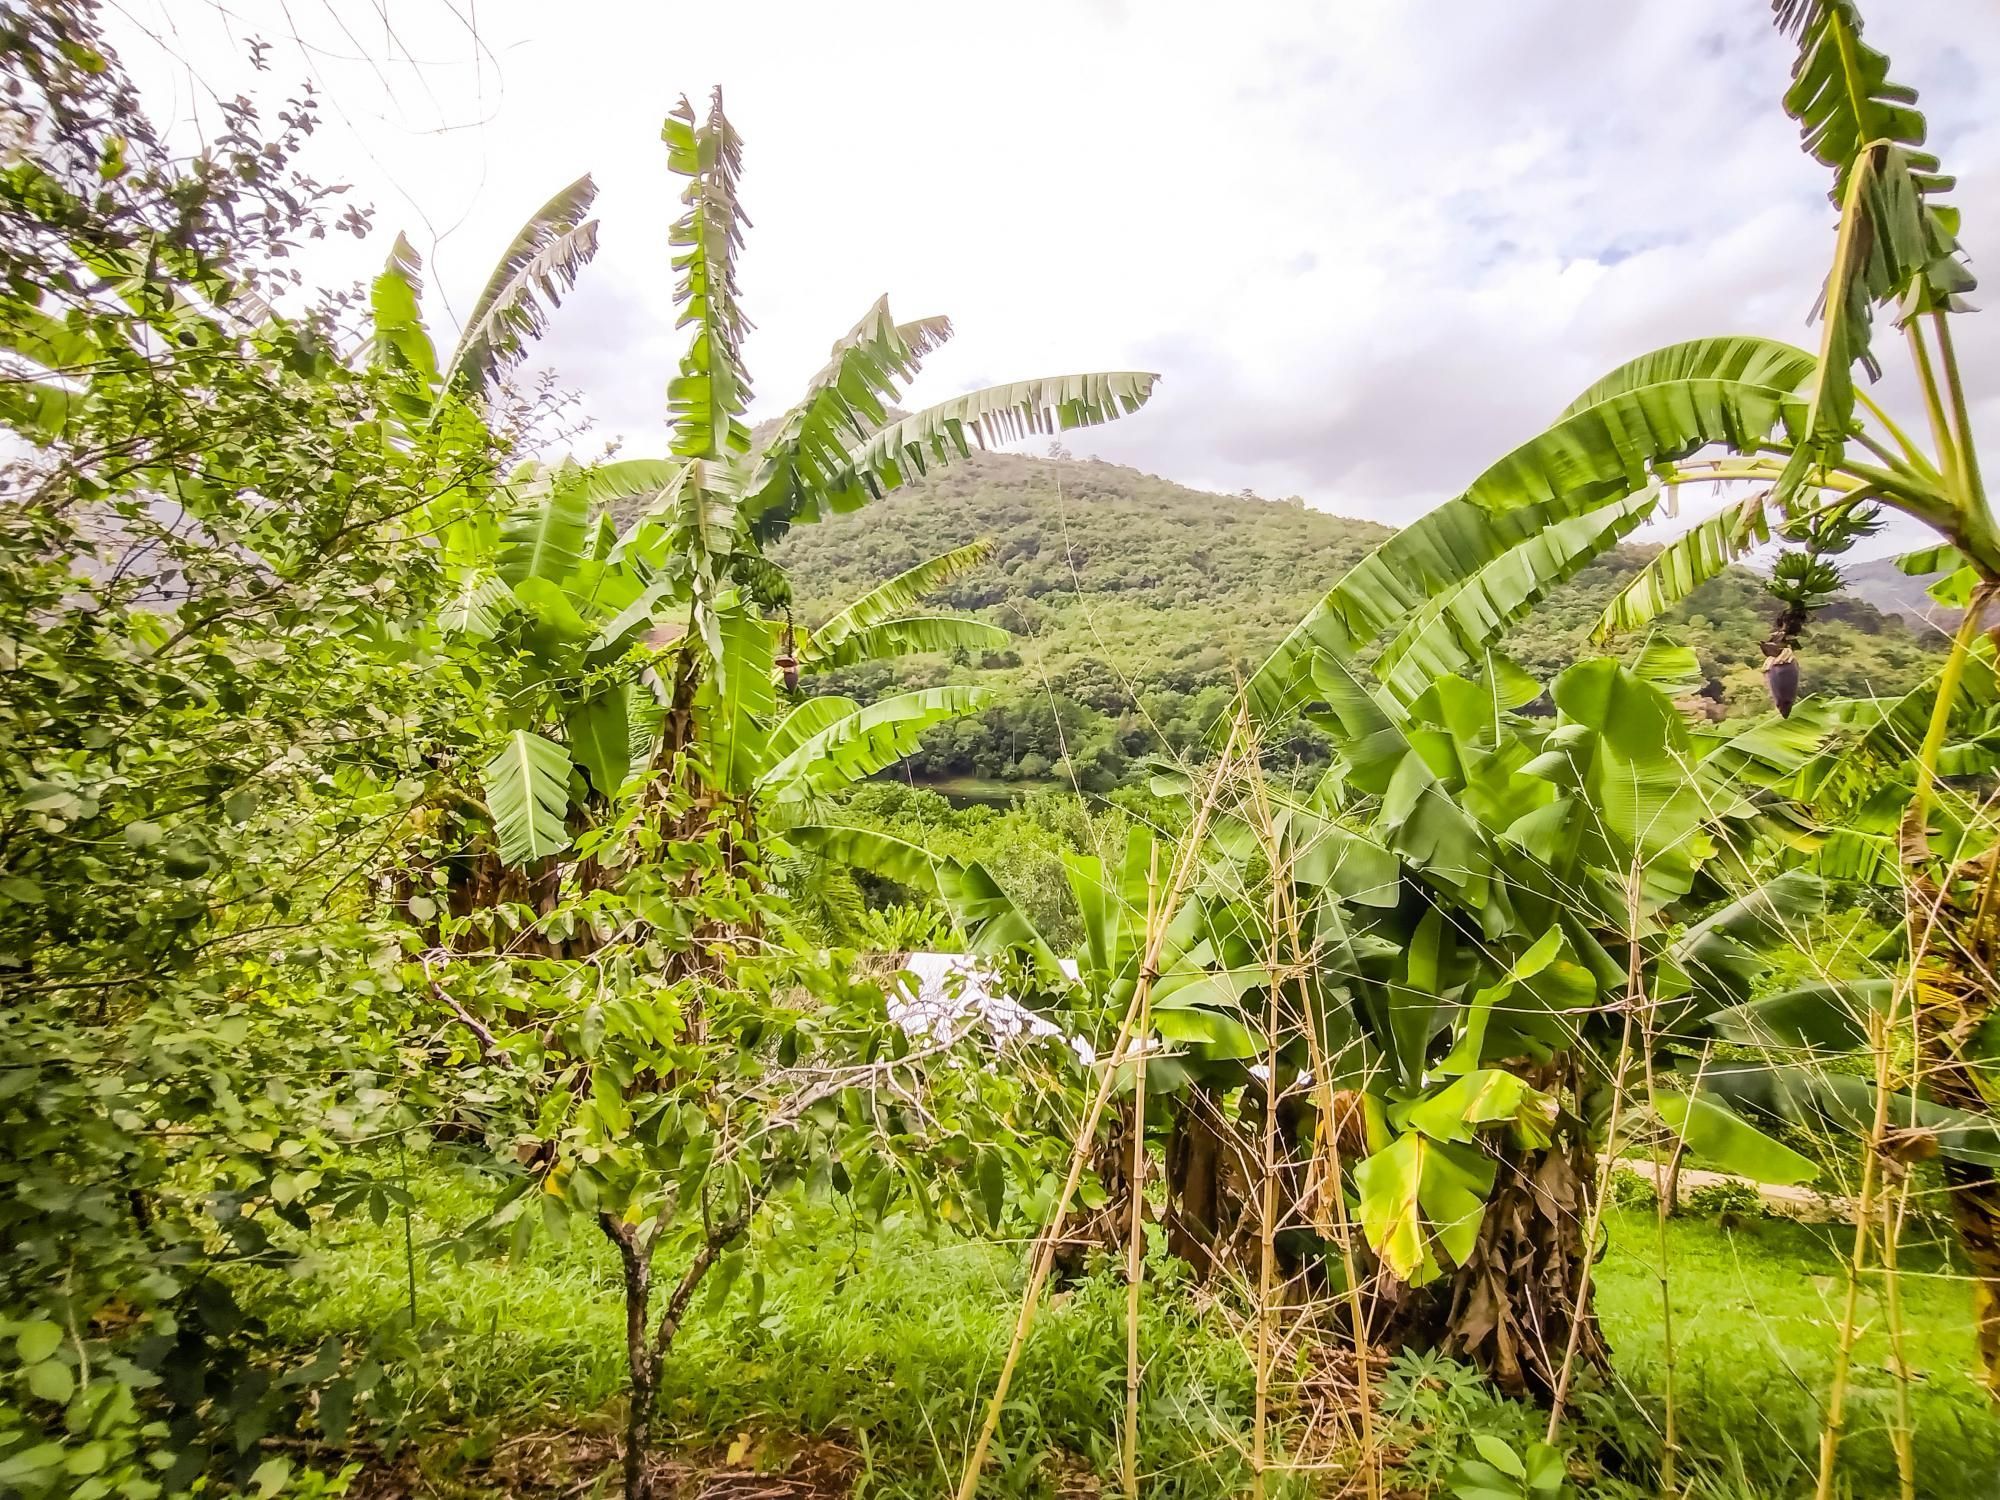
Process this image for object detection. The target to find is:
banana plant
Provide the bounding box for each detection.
[787,811,1324,1272]
[579,88,1154,754]
[1244,2,1979,730]
[368,174,601,426]
[1235,3,2000,1393]
[444,467,1009,868]
[422,89,1151,883]
[812,650,1826,1395]
[1262,652,1844,1395]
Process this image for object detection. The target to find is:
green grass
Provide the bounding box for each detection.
[251,1171,2000,1497]
[1591,1206,1999,1497]
[256,1170,1259,1498]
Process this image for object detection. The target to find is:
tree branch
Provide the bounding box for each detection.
[420,952,513,1068]
[651,1203,753,1364]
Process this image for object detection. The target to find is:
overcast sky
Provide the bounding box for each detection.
[107,1,1999,555]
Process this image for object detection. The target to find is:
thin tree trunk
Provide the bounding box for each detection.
[602,1216,657,1500]
[598,1204,754,1500]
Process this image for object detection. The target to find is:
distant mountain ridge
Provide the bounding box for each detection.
[1842,555,1962,636]
[772,449,1943,787]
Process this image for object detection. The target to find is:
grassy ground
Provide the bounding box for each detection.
[250,1172,1999,1497]
[1592,1206,1996,1497]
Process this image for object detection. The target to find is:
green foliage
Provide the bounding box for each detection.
[801,782,1135,953]
[481,731,576,864]
[0,35,1108,1496]
[1240,336,1818,724]
[7,5,1995,1496]
[0,10,532,1489]
[1609,1170,1660,1211]
[437,175,599,401]
[1449,1433,1568,1500]
[1652,1092,1819,1187]
[212,1168,2000,1500]
[1772,0,1974,498]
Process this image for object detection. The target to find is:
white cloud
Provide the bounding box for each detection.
[107,0,1999,557]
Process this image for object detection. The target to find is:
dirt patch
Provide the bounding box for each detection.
[335,1427,857,1498]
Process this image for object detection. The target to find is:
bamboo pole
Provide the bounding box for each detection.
[1641,1038,1709,1499]
[1814,595,1993,1497]
[1251,830,1286,1500]
[1812,1004,1889,1500]
[1880,1172,1918,1500]
[1240,758,1381,1500]
[1121,848,1161,1499]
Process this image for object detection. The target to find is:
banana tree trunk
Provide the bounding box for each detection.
[1939,1150,2000,1396]
[1917,948,2000,1394]
[1162,1080,1319,1286]
[1164,1082,1269,1279]
[1164,1086,1229,1279]
[1370,1136,1606,1402]
[1052,1101,1135,1284]
[1910,841,2000,1395]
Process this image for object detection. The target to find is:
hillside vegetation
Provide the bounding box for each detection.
[776,447,1944,789]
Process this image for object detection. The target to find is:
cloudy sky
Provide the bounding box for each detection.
[108,1,1999,553]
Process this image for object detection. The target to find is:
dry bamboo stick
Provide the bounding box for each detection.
[1121,846,1161,1498]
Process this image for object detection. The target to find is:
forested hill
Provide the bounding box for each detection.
[773,449,1943,790]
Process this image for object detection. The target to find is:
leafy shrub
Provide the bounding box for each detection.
[1686,1180,1765,1224]
[1611,1168,1661,1210]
